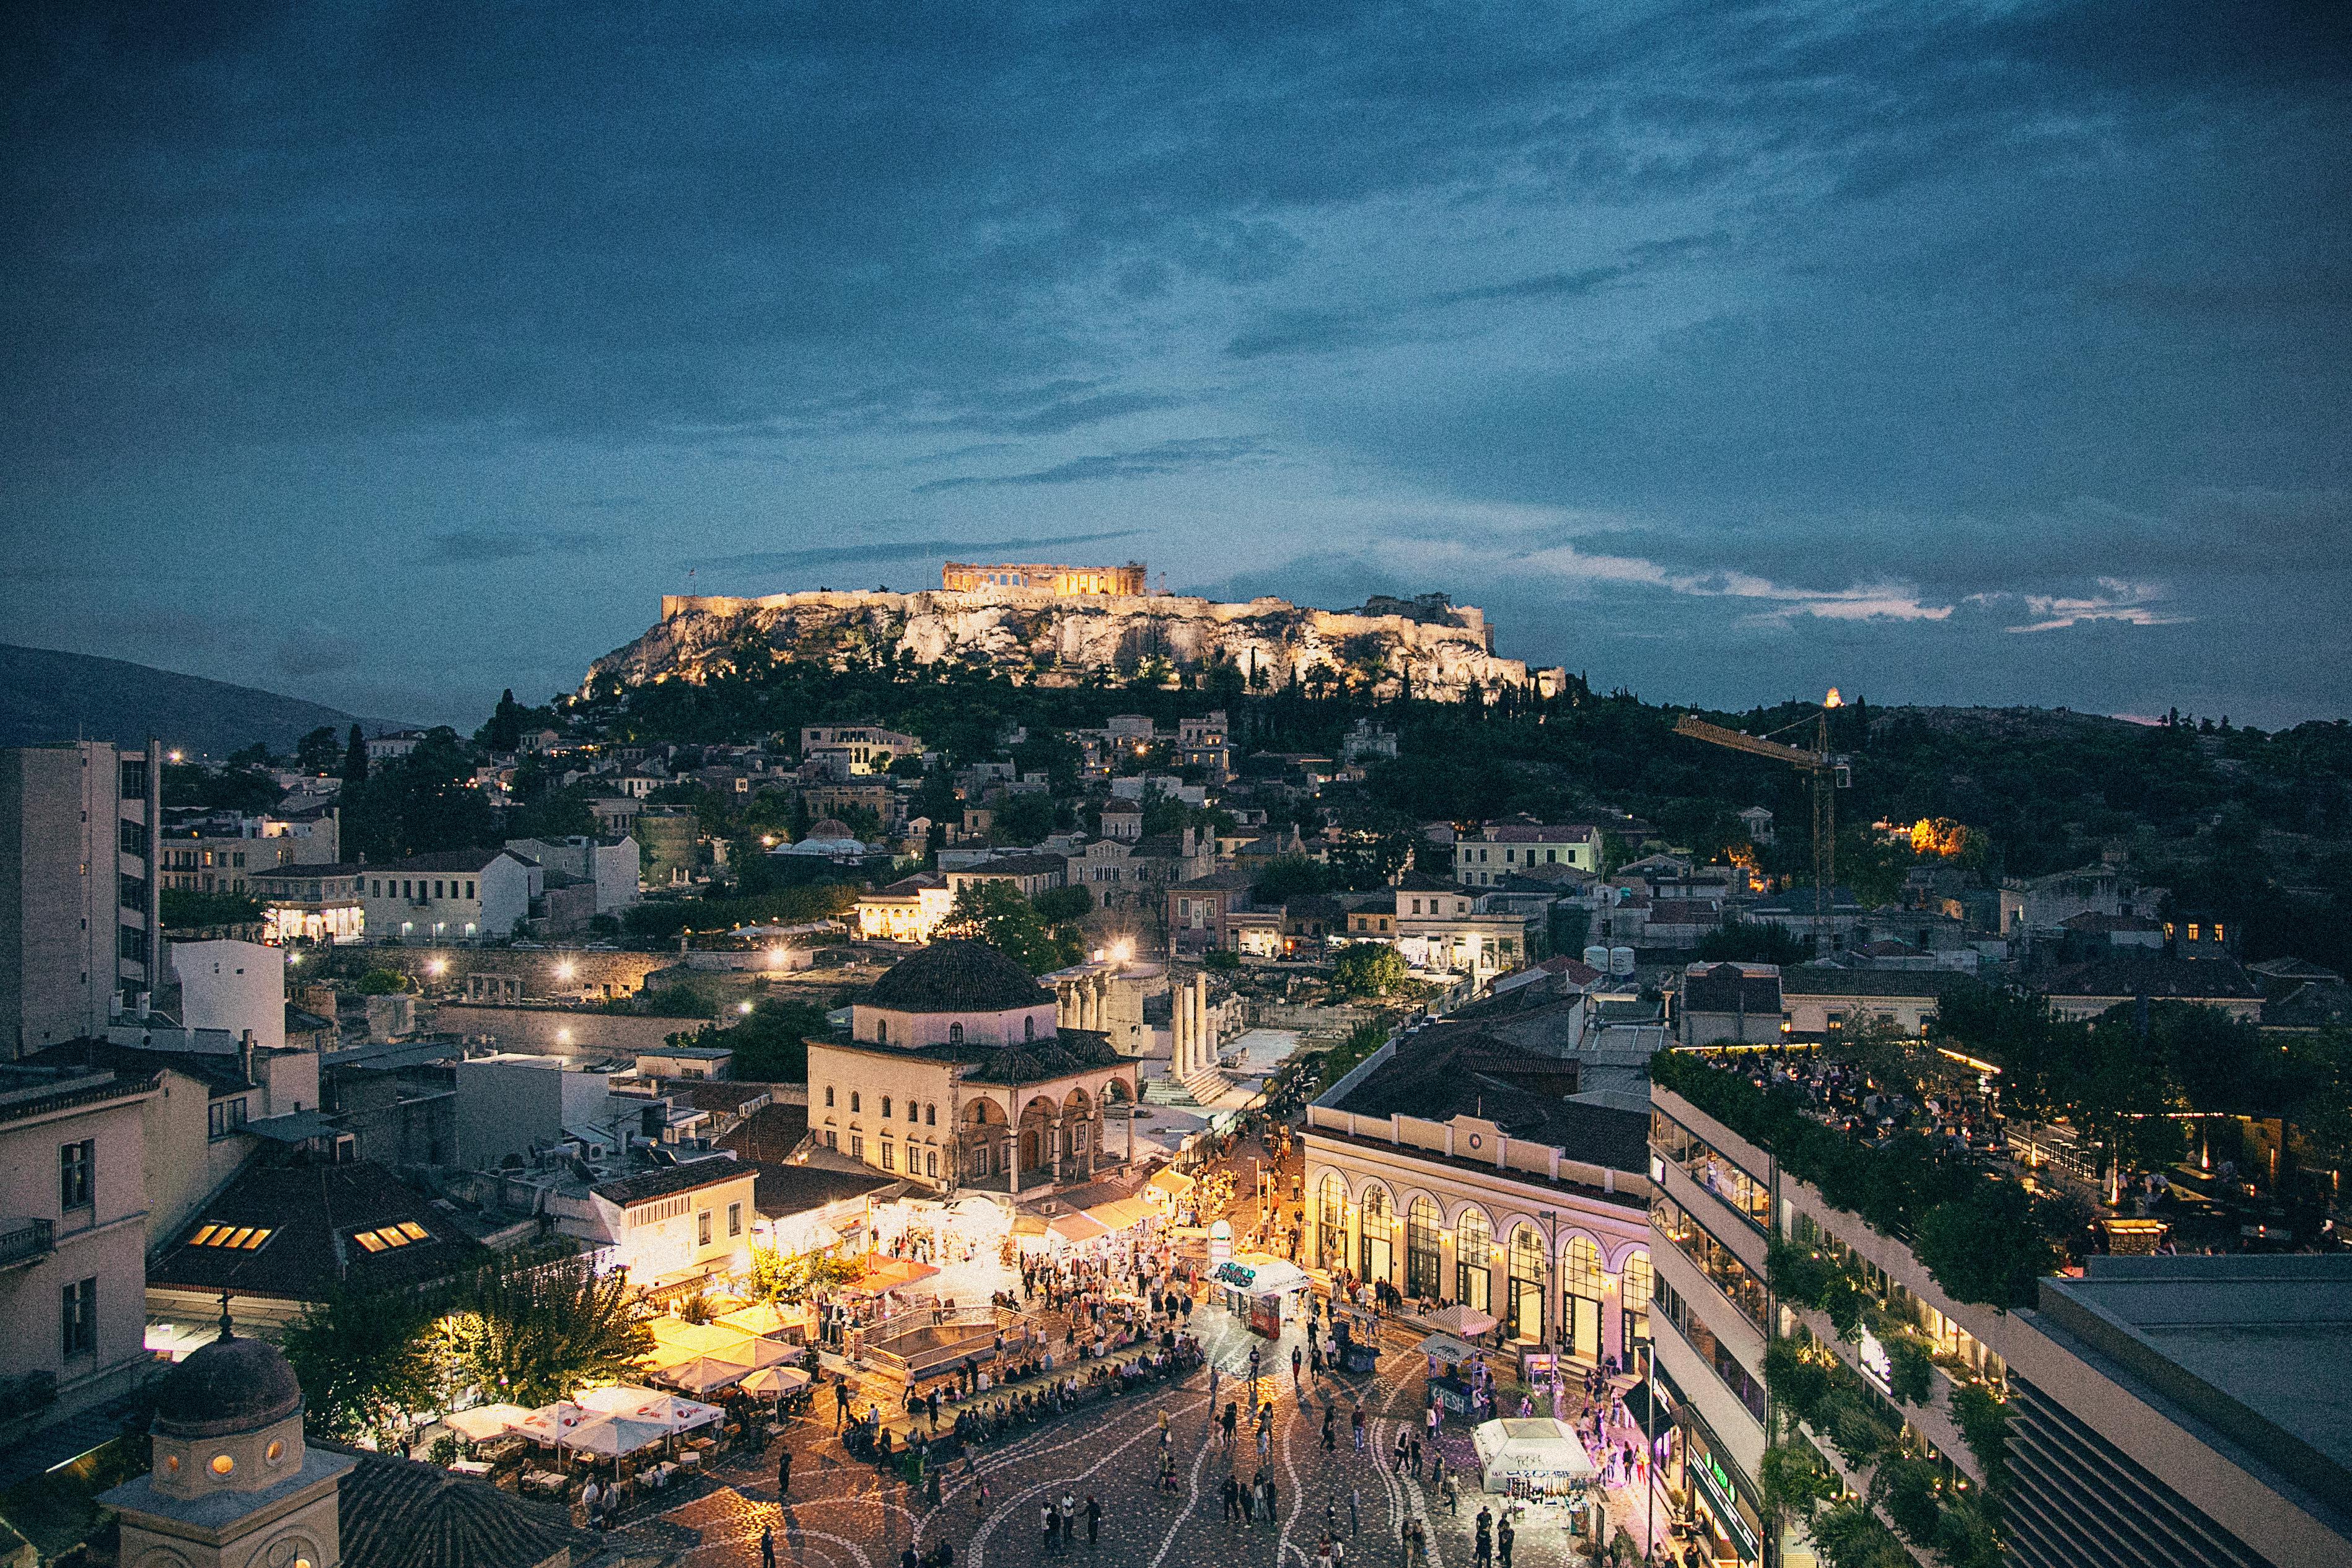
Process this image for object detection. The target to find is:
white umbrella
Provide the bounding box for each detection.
[558,1414,669,1459]
[647,1355,753,1396]
[511,1401,598,1444]
[444,1403,533,1442]
[1426,1302,1498,1339]
[575,1384,669,1417]
[739,1365,810,1396]
[577,1388,726,1431]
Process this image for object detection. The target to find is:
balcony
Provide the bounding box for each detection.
[0,1216,55,1270]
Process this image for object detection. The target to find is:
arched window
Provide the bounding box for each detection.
[1623,1251,1653,1346]
[906,1099,917,1121]
[925,1103,936,1126]
[875,1017,889,1045]
[1507,1225,1546,1341]
[1564,1236,1605,1295]
[849,1092,861,1113]
[1317,1174,1348,1272]
[949,1022,965,1044]
[1455,1207,1492,1312]
[1359,1185,1393,1285]
[881,1097,892,1119]
[1405,1196,1442,1300]
[824,1085,835,1107]
[1024,1015,1036,1041]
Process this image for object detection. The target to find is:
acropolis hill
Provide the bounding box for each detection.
[585,564,1566,702]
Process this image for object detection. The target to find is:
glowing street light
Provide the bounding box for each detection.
[739,1000,756,1015]
[427,958,448,976]
[556,960,577,981]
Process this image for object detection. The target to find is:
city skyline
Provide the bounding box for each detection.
[5,2,2348,729]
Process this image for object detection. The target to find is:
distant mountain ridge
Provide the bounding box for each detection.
[0,644,397,756]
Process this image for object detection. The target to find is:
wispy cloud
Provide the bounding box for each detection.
[695,530,1143,575]
[429,530,612,563]
[1975,579,2190,633]
[913,437,1270,493]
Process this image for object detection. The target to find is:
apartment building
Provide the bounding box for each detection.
[1648,1062,2352,1568]
[0,1061,159,1454]
[356,848,539,943]
[1455,821,1601,886]
[1,741,163,1057]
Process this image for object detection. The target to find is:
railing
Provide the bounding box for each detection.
[0,1217,56,1269]
[0,1071,159,1125]
[862,1304,1031,1382]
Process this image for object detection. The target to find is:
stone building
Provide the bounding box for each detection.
[805,942,1138,1196]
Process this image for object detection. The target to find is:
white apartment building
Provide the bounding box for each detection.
[1456,822,1601,886]
[358,848,539,944]
[505,835,640,914]
[0,1062,159,1452]
[2,740,163,1057]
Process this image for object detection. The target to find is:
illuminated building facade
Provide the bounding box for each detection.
[942,561,1147,595]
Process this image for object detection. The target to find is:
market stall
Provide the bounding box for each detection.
[1472,1417,1599,1498]
[1424,1302,1498,1340]
[1419,1333,1491,1418]
[442,1403,533,1443]
[1211,1253,1313,1336]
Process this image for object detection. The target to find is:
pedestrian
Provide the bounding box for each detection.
[1496,1513,1515,1568]
[1086,1493,1102,1546]
[778,1447,792,1495]
[1348,1484,1360,1535]
[1393,1427,1409,1473]
[760,1525,778,1568]
[1351,1403,1366,1452]
[1240,1478,1256,1525]
[1060,1491,1076,1549]
[1043,1498,1058,1553]
[1474,1505,1493,1568]
[1223,1401,1239,1448]
[1442,1472,1458,1514]
[1222,1473,1240,1521]
[836,1380,853,1432]
[902,1548,920,1568]
[1409,1435,1422,1476]
[580,1478,600,1532]
[1259,1475,1278,1523]
[1321,1405,1336,1451]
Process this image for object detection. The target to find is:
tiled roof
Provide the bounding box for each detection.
[23,1039,253,1097]
[867,939,1051,1012]
[330,1445,582,1568]
[590,1156,754,1206]
[382,848,525,875]
[714,1102,810,1163]
[2035,955,2262,1001]
[1329,1024,1646,1173]
[747,1159,902,1217]
[149,1161,481,1302]
[1777,966,1964,999]
[1682,962,1783,1014]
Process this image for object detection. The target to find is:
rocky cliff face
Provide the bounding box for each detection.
[584,589,1565,702]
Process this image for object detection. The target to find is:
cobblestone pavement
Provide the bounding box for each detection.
[607,1298,1661,1568]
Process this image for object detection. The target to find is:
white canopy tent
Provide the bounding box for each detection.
[575,1385,726,1432]
[1472,1417,1599,1494]
[511,1401,599,1445]
[739,1365,811,1396]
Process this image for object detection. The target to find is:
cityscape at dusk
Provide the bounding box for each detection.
[2,7,2349,1568]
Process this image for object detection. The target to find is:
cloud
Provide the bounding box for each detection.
[913,437,1271,492]
[429,531,612,564]
[273,625,364,677]
[1973,580,2190,633]
[695,530,1143,575]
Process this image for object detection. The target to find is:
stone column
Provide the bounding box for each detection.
[1007,1126,1021,1196]
[1050,1116,1065,1181]
[1081,1116,1097,1176]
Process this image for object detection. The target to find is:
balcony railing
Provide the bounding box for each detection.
[0,1216,56,1269]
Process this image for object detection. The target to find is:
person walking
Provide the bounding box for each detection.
[1348,1484,1361,1535]
[1086,1494,1102,1547]
[1495,1513,1515,1568]
[1222,1473,1240,1521]
[1222,1401,1239,1449]
[777,1446,792,1496]
[836,1380,853,1432]
[1059,1491,1076,1551]
[760,1525,778,1568]
[1473,1505,1494,1568]
[1351,1403,1366,1453]
[1393,1427,1410,1474]
[1321,1404,1336,1451]
[1240,1477,1256,1525]
[1258,1474,1278,1526]
[1042,1497,1059,1553]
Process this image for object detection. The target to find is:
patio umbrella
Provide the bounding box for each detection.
[443,1403,533,1442]
[738,1365,810,1396]
[579,1387,726,1430]
[558,1414,669,1460]
[717,1301,794,1338]
[575,1385,669,1417]
[511,1401,599,1444]
[647,1352,755,1396]
[1426,1302,1498,1339]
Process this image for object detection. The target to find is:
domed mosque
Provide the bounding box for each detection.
[806,939,1140,1196]
[104,1315,577,1568]
[103,1319,354,1568]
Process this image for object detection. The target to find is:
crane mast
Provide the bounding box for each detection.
[1674,703,1850,924]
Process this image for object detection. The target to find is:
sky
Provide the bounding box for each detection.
[4,1,2349,729]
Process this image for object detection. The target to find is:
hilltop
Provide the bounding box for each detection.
[584,585,1566,704]
[0,643,390,756]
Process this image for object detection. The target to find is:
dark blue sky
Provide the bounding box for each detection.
[6,2,2348,727]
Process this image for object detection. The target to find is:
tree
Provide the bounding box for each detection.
[937,881,1078,973]
[1695,919,1810,966]
[354,967,411,994]
[293,727,341,773]
[281,1284,444,1446]
[1251,854,1335,904]
[443,1250,652,1408]
[679,997,832,1083]
[343,723,369,785]
[1332,944,1410,998]
[485,688,525,753]
[160,888,262,929]
[341,727,497,861]
[747,1243,862,1303]
[1033,884,1094,924]
[993,791,1056,845]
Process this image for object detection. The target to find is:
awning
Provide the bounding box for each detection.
[845,1253,941,1294]
[1620,1377,1672,1434]
[1146,1167,1195,1196]
[739,1365,812,1396]
[1047,1211,1110,1243]
[716,1302,796,1338]
[577,1388,726,1431]
[511,1402,599,1443]
[1082,1198,1156,1233]
[558,1414,669,1458]
[1417,1333,1488,1365]
[1423,1302,1498,1339]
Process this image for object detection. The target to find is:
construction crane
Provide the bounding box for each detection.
[1675,691,1852,922]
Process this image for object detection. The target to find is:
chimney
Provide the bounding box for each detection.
[238,1029,256,1089]
[1181,826,1196,857]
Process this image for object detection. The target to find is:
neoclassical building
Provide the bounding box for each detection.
[807,941,1139,1196]
[1302,1022,1655,1365]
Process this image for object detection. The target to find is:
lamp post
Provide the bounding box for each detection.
[1643,1338,1657,1565]
[1537,1209,1558,1351]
